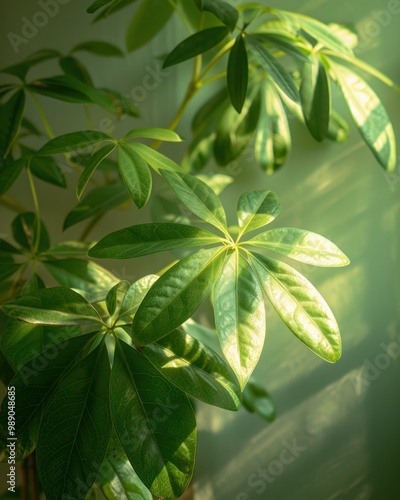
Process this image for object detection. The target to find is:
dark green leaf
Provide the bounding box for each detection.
[246,227,350,267]
[126,0,174,53]
[0,239,21,256]
[300,56,331,142]
[144,329,241,410]
[43,259,118,302]
[330,61,396,172]
[87,0,113,14]
[1,287,103,326]
[254,79,291,174]
[105,280,130,316]
[98,436,152,500]
[0,263,21,283]
[237,190,281,236]
[59,56,93,85]
[43,241,93,257]
[118,144,152,208]
[197,0,239,31]
[0,333,97,461]
[89,223,222,259]
[163,27,229,68]
[38,130,113,156]
[64,182,130,230]
[72,40,124,57]
[242,378,276,422]
[21,117,41,136]
[0,89,25,158]
[214,250,266,389]
[101,87,140,117]
[111,339,196,499]
[12,212,50,253]
[246,35,300,103]
[27,78,91,104]
[37,343,111,499]
[20,146,66,188]
[133,247,226,345]
[93,0,139,22]
[327,109,349,143]
[0,157,24,196]
[227,34,248,113]
[251,253,342,362]
[77,143,116,199]
[192,87,228,135]
[161,170,228,234]
[251,33,311,63]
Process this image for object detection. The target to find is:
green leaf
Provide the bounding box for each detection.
[38,130,113,156]
[1,287,103,326]
[64,182,130,230]
[101,87,140,118]
[246,227,350,267]
[273,9,353,56]
[126,0,174,52]
[0,49,61,80]
[0,333,97,461]
[93,0,139,21]
[77,143,116,199]
[227,34,248,113]
[98,437,152,500]
[0,262,21,283]
[43,259,118,302]
[214,250,266,389]
[72,40,124,57]
[19,145,66,188]
[214,82,261,166]
[330,61,396,172]
[133,247,226,345]
[111,339,196,499]
[192,87,228,135]
[196,173,233,195]
[251,253,342,362]
[59,56,93,85]
[27,78,91,104]
[37,342,112,499]
[161,170,228,234]
[237,190,281,236]
[251,33,311,63]
[181,132,216,172]
[0,89,25,158]
[43,241,93,257]
[197,0,239,31]
[21,117,41,137]
[0,157,24,195]
[163,27,229,68]
[144,329,241,410]
[253,79,290,174]
[0,239,21,256]
[327,109,349,143]
[87,0,113,13]
[127,142,180,172]
[12,212,50,253]
[246,35,300,103]
[105,280,130,316]
[123,128,183,142]
[118,144,152,208]
[118,275,159,318]
[242,378,276,422]
[1,320,80,372]
[300,56,331,142]
[89,223,222,259]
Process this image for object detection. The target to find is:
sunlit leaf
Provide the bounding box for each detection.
[119,275,159,318]
[237,190,281,236]
[330,60,396,172]
[246,227,350,267]
[214,250,266,389]
[144,329,241,410]
[251,253,342,362]
[133,247,226,345]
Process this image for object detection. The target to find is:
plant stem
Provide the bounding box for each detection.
[30,92,55,139]
[168,0,192,33]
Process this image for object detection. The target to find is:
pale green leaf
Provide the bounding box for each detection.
[237,190,281,236]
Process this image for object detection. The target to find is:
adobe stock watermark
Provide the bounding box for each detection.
[235,438,307,499]
[350,329,400,396]
[7,0,71,54]
[356,0,400,50]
